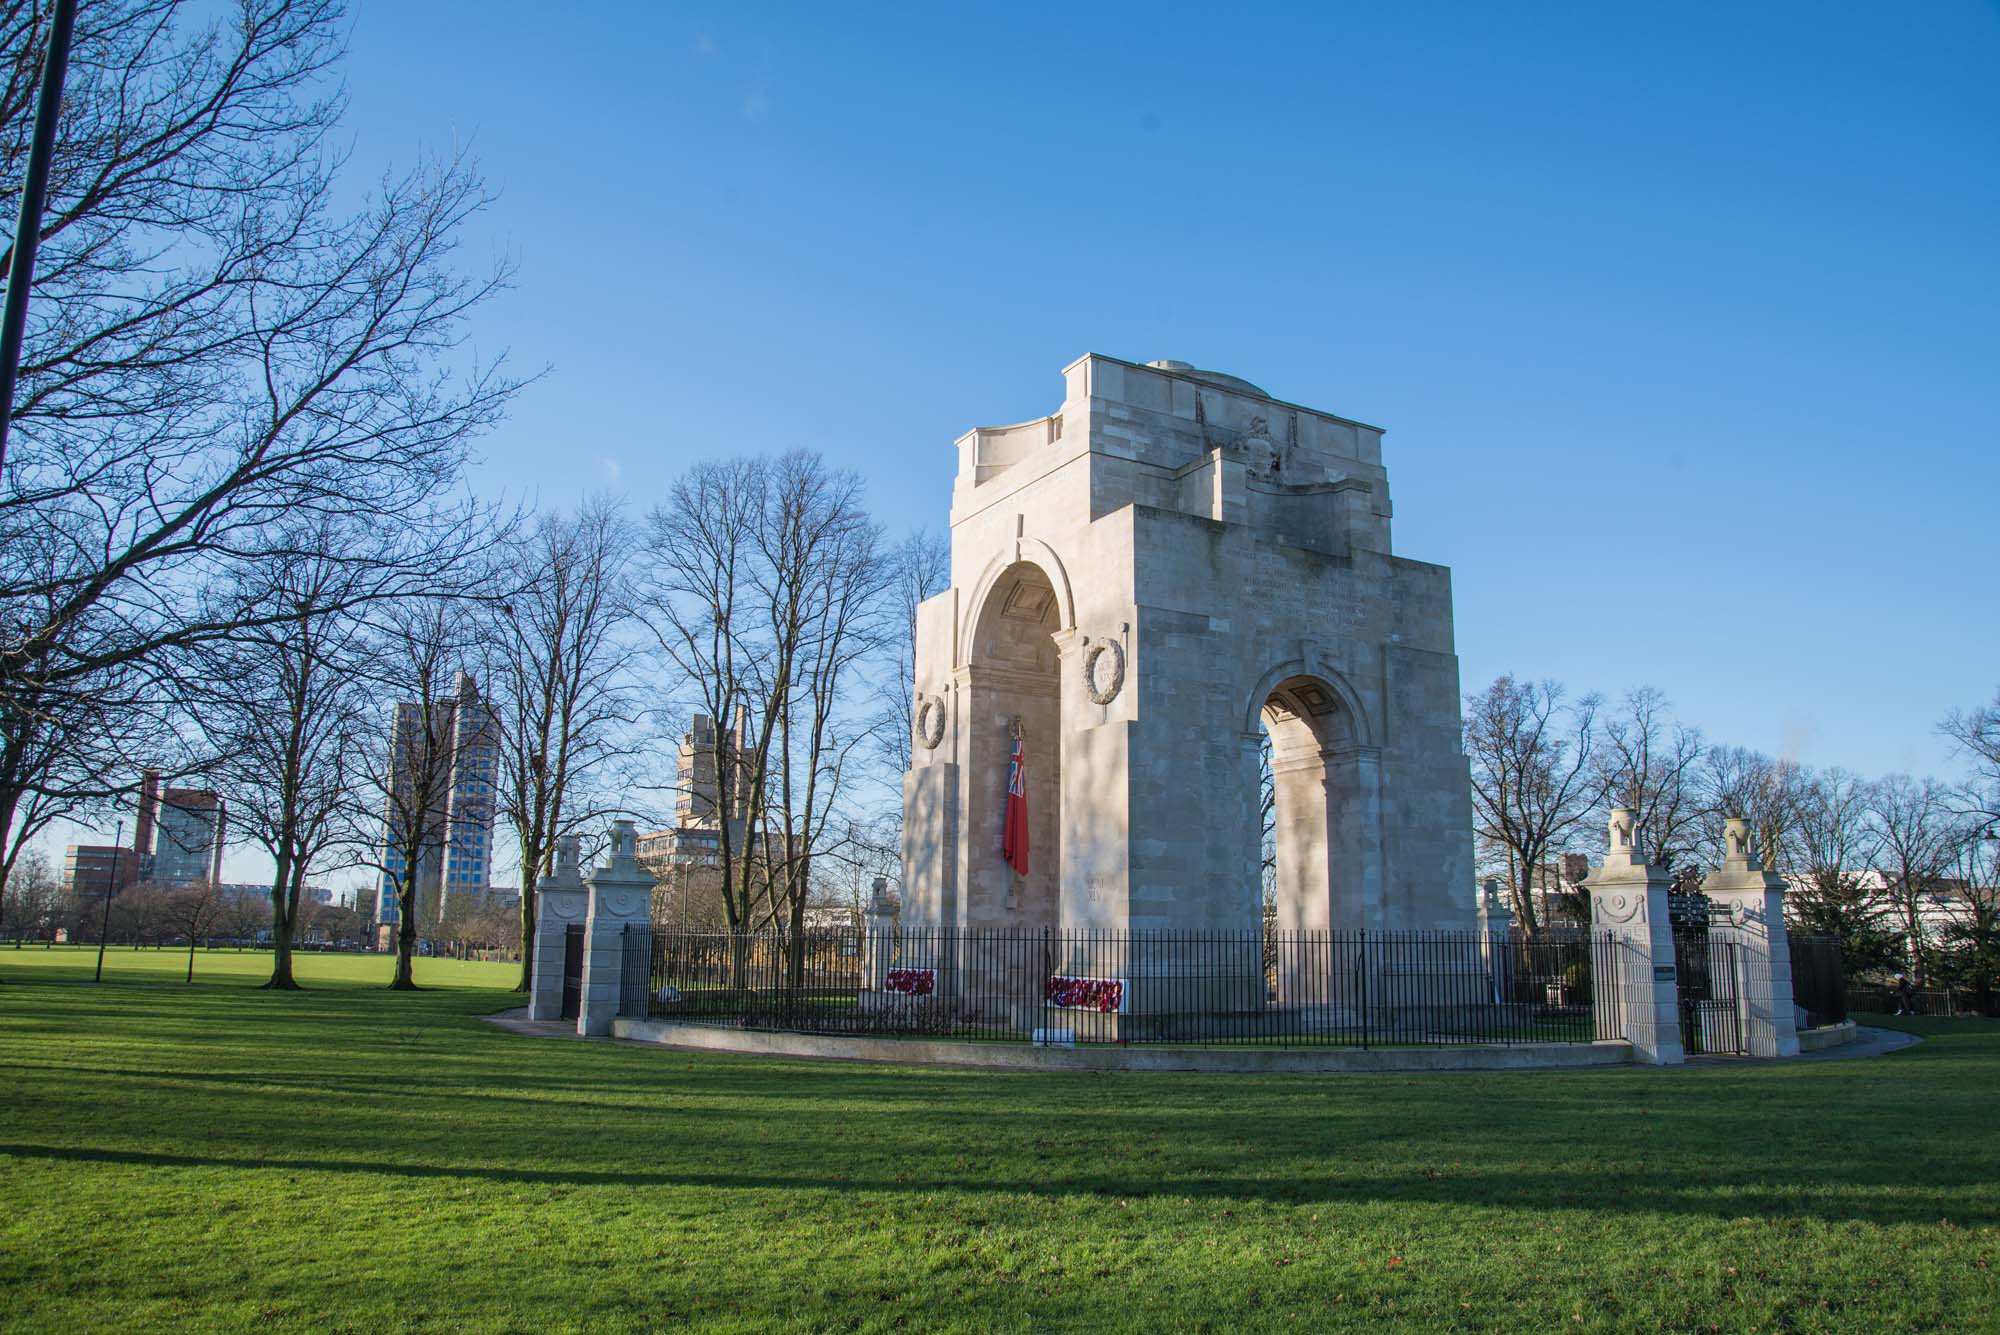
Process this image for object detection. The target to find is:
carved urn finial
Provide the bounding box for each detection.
[1722,816,1757,870]
[1608,807,1644,863]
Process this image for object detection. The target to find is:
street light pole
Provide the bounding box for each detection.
[0,0,79,480]
[94,817,122,983]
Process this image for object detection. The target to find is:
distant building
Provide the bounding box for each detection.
[62,845,138,900]
[638,712,752,872]
[127,769,228,887]
[218,882,335,906]
[482,885,522,912]
[1785,870,1993,949]
[375,671,499,946]
[151,786,226,887]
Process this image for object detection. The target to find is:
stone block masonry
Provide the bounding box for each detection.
[901,355,1478,974]
[526,837,585,1024]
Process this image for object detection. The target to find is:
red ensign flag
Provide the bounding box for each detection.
[1002,733,1030,877]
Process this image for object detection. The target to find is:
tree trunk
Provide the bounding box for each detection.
[391,877,419,989]
[262,854,302,990]
[185,938,197,983]
[266,917,299,989]
[516,869,536,993]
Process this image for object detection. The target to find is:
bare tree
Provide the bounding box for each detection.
[878,528,950,778]
[1942,687,2000,827]
[1937,828,2000,1015]
[358,597,494,990]
[1786,767,1898,972]
[487,496,642,992]
[1698,746,1801,876]
[0,2,521,905]
[107,882,170,949]
[1593,687,1705,886]
[761,456,888,978]
[1,845,57,943]
[155,881,232,982]
[1463,675,1603,936]
[0,665,127,932]
[1789,768,1879,897]
[199,531,390,988]
[641,453,888,980]
[641,457,764,945]
[1867,774,1970,987]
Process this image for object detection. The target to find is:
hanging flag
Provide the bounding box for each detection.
[1002,731,1030,877]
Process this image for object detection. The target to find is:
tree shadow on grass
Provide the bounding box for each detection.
[3,1139,1989,1230]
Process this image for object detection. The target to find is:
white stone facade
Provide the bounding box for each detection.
[901,355,1477,946]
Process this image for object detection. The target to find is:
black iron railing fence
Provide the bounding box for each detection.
[635,925,1626,1048]
[1787,934,1847,1027]
[1846,984,1994,1017]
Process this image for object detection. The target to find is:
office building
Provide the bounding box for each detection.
[62,844,138,901]
[375,671,499,945]
[637,712,752,872]
[152,788,226,887]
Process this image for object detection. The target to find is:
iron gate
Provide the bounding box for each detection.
[561,924,584,1020]
[620,925,652,1017]
[1672,930,1745,1055]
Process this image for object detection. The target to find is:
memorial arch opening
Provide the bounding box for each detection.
[964,561,1063,934]
[1259,672,1377,936]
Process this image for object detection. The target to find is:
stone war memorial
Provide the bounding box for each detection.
[573,355,1832,1068]
[896,354,1478,1042]
[901,354,1474,942]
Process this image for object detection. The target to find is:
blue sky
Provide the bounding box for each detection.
[109,1,2000,883]
[331,0,1999,777]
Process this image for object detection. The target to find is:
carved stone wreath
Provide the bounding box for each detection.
[912,692,947,750]
[1082,638,1126,706]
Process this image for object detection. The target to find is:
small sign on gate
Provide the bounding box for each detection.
[1654,964,1677,982]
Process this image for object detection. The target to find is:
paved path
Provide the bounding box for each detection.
[1797,1024,1920,1062]
[1680,1024,1920,1067]
[483,1007,1922,1069]
[482,1007,607,1040]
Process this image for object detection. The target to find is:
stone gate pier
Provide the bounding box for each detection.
[1583,808,1685,1065]
[1701,818,1802,1058]
[528,823,651,1037]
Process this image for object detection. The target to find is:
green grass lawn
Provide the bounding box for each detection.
[0,941,518,990]
[0,949,1993,1334]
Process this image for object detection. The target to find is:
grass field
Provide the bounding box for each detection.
[0,948,1994,1334]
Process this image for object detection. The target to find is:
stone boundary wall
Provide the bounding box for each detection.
[608,1016,1635,1074]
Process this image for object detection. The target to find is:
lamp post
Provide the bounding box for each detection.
[0,0,79,480]
[94,817,122,983]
